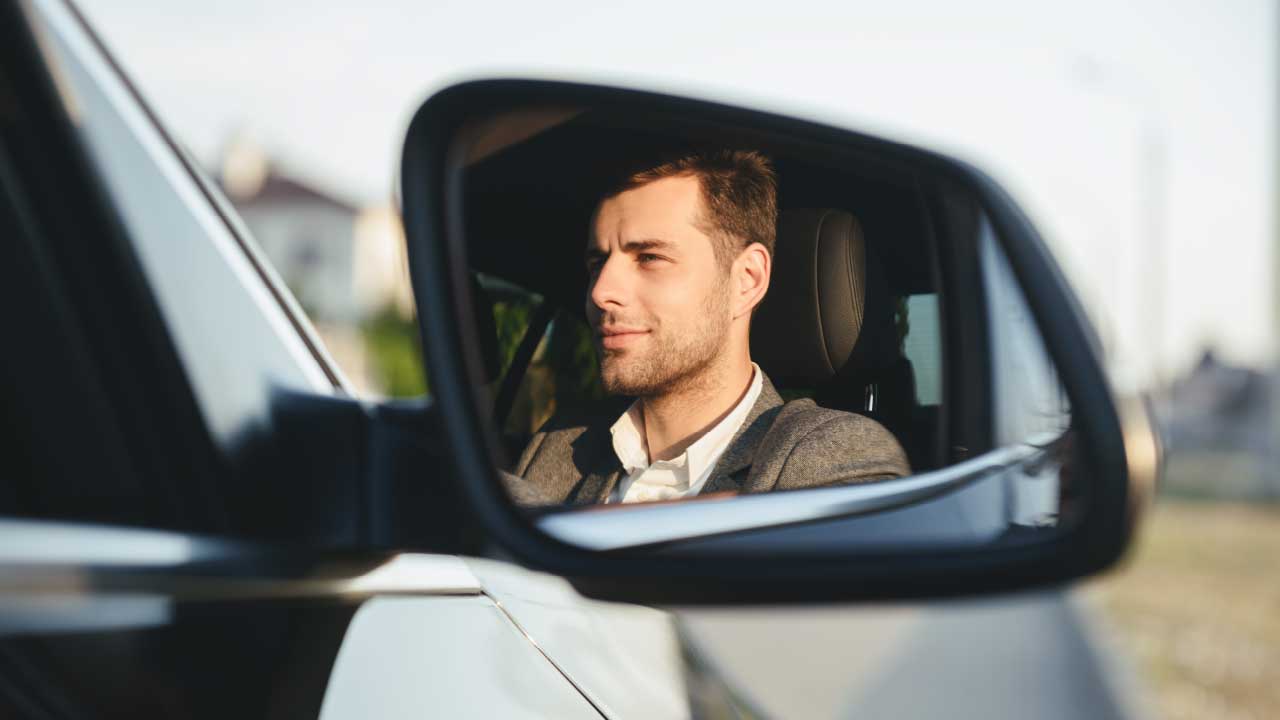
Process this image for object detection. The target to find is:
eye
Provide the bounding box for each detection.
[637,253,663,265]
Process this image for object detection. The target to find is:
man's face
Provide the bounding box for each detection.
[586,175,733,397]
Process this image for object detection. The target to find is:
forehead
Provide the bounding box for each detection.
[591,175,705,247]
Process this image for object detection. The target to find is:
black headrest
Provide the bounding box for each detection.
[751,208,898,388]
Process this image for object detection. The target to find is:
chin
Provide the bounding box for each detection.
[600,366,648,397]
[599,370,631,396]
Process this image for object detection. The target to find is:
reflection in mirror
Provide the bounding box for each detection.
[450,101,1079,552]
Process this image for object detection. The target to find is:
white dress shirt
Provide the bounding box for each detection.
[607,363,764,504]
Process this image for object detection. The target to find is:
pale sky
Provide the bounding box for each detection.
[77,0,1274,390]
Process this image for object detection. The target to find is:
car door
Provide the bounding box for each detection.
[0,2,649,718]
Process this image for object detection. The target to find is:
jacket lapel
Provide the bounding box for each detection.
[570,463,624,505]
[566,412,627,505]
[701,375,785,494]
[567,375,786,502]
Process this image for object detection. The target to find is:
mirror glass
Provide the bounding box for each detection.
[447,102,1080,553]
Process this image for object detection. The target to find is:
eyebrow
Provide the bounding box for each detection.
[585,238,677,263]
[621,238,676,253]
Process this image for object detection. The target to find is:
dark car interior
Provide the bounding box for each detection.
[457,107,998,478]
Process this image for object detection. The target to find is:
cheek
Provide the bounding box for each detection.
[656,274,724,323]
[636,273,689,319]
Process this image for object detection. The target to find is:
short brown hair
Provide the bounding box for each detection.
[607,149,777,268]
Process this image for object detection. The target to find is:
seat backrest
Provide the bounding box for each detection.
[752,208,929,466]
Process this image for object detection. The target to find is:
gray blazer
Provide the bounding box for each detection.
[508,373,911,506]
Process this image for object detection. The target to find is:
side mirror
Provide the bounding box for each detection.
[401,80,1159,603]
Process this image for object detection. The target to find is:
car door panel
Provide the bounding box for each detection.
[465,558,690,720]
[320,596,604,720]
[0,517,607,719]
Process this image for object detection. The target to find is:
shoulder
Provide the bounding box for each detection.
[770,398,894,443]
[763,399,912,487]
[514,397,628,475]
[529,396,631,441]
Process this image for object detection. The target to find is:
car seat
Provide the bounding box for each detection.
[751,208,936,471]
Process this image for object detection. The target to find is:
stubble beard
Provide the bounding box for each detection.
[598,280,732,399]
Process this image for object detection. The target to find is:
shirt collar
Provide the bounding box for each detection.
[609,402,650,475]
[685,363,763,483]
[608,363,763,482]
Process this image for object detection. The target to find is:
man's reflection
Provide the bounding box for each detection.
[507,150,908,506]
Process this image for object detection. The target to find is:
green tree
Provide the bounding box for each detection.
[360,305,428,397]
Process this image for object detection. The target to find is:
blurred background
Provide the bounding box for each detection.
[77,1,1277,717]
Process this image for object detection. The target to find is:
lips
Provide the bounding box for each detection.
[598,325,649,350]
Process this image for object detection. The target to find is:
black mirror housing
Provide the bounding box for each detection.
[400,79,1156,604]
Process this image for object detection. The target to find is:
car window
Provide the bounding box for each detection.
[9,0,396,542]
[902,293,943,406]
[477,276,602,458]
[979,220,1071,446]
[41,0,337,451]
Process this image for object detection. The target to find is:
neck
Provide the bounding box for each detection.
[641,354,754,462]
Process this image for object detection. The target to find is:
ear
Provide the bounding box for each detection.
[731,242,771,319]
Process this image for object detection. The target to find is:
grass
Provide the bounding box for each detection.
[1083,497,1280,720]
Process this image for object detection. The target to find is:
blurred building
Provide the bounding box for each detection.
[217,136,414,395]
[1154,349,1278,500]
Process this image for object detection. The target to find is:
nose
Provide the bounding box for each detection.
[588,254,628,314]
